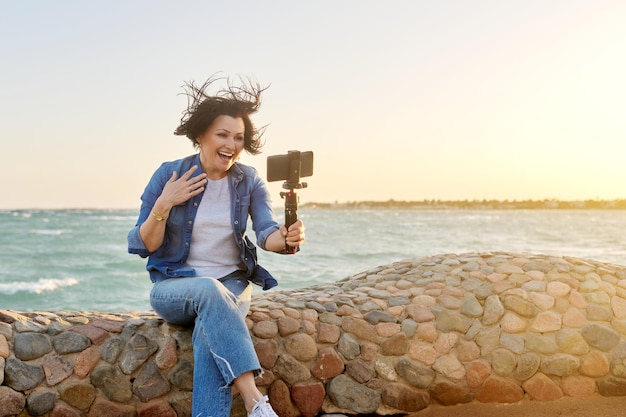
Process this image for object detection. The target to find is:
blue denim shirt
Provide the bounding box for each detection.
[127,154,280,290]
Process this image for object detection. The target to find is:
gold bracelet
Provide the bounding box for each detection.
[152,211,168,222]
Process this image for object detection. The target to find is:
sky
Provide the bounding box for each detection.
[1,0,625,209]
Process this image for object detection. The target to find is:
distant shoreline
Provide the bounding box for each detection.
[2,199,626,212]
[302,199,626,210]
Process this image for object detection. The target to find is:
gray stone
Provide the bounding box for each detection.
[395,357,435,388]
[461,295,483,318]
[90,365,133,403]
[14,333,52,360]
[364,310,396,325]
[388,296,411,307]
[173,330,193,351]
[26,389,58,416]
[274,354,311,385]
[500,332,525,354]
[133,360,170,402]
[525,334,558,354]
[582,323,621,351]
[432,307,472,333]
[53,331,90,354]
[401,318,418,337]
[346,358,376,383]
[513,353,541,381]
[101,337,125,363]
[540,353,580,377]
[4,358,45,391]
[328,374,380,414]
[491,348,517,376]
[337,333,360,361]
[170,359,194,391]
[119,333,158,374]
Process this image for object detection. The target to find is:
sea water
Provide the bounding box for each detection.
[1,208,625,312]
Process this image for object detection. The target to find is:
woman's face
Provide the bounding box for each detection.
[197,115,245,179]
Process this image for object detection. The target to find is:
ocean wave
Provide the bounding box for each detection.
[0,277,79,295]
[31,229,65,236]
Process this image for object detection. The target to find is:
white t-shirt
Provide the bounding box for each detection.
[185,176,240,278]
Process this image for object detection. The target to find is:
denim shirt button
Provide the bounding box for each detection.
[185,242,189,246]
[234,220,239,225]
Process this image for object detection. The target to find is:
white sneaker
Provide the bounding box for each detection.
[248,395,278,417]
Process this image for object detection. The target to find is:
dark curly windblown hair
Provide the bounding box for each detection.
[174,74,269,155]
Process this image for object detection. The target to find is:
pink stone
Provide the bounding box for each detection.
[91,319,125,333]
[569,290,588,308]
[43,353,73,386]
[252,321,278,338]
[476,376,524,403]
[341,317,379,343]
[277,316,301,337]
[255,340,278,369]
[493,281,516,293]
[456,340,480,361]
[486,272,508,283]
[562,307,588,328]
[434,333,459,354]
[500,312,528,333]
[416,323,438,342]
[409,343,437,366]
[465,360,491,388]
[269,309,285,319]
[376,322,401,337]
[580,351,610,377]
[562,375,597,397]
[302,320,316,335]
[291,382,325,417]
[522,372,563,401]
[0,335,9,359]
[316,322,340,344]
[438,295,462,309]
[406,304,435,322]
[547,281,571,297]
[336,304,362,318]
[250,311,271,322]
[301,309,318,322]
[530,311,562,333]
[285,333,318,362]
[611,296,626,319]
[311,347,344,380]
[69,325,109,345]
[155,338,178,370]
[360,342,379,361]
[74,346,101,378]
[283,308,301,319]
[529,292,555,310]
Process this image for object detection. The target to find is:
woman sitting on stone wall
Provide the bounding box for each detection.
[128,75,305,417]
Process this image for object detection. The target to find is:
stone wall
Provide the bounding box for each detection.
[2,252,626,417]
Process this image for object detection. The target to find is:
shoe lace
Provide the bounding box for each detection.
[248,395,278,417]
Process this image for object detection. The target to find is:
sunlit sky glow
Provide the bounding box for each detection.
[1,1,625,209]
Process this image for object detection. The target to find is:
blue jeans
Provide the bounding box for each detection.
[150,271,259,417]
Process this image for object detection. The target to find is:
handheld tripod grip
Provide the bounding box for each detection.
[282,189,299,254]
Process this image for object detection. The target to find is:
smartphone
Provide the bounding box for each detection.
[267,151,314,182]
